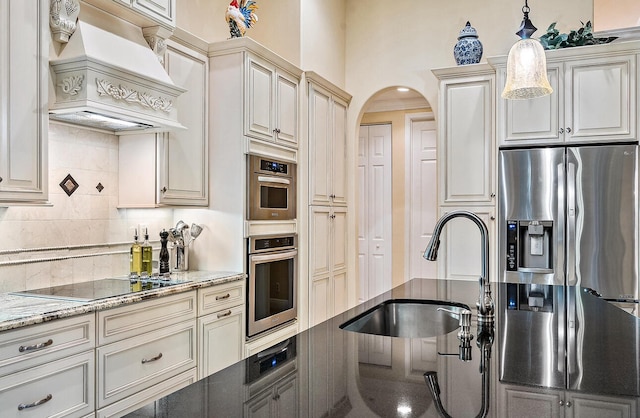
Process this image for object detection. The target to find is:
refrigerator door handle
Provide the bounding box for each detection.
[566,161,577,286]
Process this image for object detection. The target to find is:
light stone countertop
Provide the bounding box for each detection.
[0,271,245,332]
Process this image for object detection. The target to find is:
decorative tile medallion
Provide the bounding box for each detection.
[59,174,79,196]
[96,182,104,193]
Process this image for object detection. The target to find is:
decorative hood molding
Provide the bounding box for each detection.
[49,2,185,133]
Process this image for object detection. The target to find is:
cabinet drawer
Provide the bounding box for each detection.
[97,291,196,345]
[0,351,95,418]
[96,368,197,418]
[97,319,196,408]
[198,281,245,316]
[0,314,95,377]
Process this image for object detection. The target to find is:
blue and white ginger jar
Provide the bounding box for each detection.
[454,21,483,65]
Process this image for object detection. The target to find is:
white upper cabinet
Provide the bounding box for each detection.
[0,0,48,204]
[246,53,299,148]
[118,35,208,208]
[492,42,638,147]
[307,76,350,206]
[157,38,208,206]
[209,37,302,160]
[433,65,495,207]
[84,0,176,28]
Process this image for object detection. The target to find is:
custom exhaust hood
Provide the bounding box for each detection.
[49,3,186,133]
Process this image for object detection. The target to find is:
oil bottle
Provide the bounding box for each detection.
[130,229,142,274]
[141,228,153,275]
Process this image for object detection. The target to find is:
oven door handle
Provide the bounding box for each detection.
[250,249,297,262]
[257,176,291,185]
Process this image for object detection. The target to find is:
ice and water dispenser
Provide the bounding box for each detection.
[506,220,554,273]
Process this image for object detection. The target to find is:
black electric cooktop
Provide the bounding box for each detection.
[11,277,190,302]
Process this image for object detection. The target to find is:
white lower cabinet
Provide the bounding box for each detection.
[0,314,95,418]
[500,384,637,418]
[197,280,245,379]
[309,206,348,326]
[198,305,244,379]
[0,351,95,418]
[96,291,197,417]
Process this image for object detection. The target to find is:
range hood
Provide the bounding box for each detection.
[49,4,186,133]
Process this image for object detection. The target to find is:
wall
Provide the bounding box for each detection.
[594,0,640,31]
[0,123,173,292]
[177,0,302,68]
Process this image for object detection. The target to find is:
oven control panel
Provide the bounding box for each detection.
[250,235,297,254]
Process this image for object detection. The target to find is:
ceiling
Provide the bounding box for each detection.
[363,88,430,113]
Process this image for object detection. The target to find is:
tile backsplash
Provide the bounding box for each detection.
[0,123,173,292]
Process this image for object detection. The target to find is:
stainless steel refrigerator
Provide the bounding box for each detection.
[497,144,640,394]
[498,144,638,300]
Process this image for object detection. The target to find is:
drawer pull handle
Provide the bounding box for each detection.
[217,310,232,319]
[141,353,163,364]
[215,293,231,300]
[18,394,52,410]
[19,339,53,352]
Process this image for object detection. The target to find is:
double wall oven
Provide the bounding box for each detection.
[246,154,298,338]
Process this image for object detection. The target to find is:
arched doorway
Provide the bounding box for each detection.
[356,87,435,304]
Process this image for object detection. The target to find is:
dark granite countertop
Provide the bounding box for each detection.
[126,278,640,417]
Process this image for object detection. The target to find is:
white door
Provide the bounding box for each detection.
[358,124,392,303]
[407,115,438,280]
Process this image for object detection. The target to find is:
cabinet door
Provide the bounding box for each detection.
[273,374,298,417]
[568,392,637,418]
[565,55,636,143]
[311,276,331,326]
[331,207,348,272]
[132,0,175,26]
[309,206,331,277]
[246,55,275,142]
[497,63,563,146]
[308,85,332,205]
[275,71,298,147]
[331,97,348,206]
[198,306,244,379]
[158,41,208,206]
[245,389,272,418]
[439,75,494,205]
[0,0,48,203]
[437,206,495,281]
[500,386,563,418]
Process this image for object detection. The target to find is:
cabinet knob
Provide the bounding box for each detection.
[490,216,495,220]
[330,214,336,219]
[559,400,565,406]
[141,353,163,364]
[273,128,281,134]
[566,127,572,134]
[490,193,495,198]
[161,186,167,193]
[559,128,564,134]
[565,401,572,408]
[0,176,3,183]
[329,194,336,199]
[273,394,281,401]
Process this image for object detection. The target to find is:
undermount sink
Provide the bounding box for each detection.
[339,298,471,338]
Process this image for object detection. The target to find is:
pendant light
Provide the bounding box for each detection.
[502,0,553,100]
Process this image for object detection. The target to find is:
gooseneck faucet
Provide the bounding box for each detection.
[423,210,494,325]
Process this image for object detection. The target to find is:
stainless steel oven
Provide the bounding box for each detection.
[248,155,296,220]
[247,234,297,337]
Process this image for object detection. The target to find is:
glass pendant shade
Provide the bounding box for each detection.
[502,38,553,99]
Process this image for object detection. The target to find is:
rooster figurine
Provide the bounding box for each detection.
[225,0,259,38]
